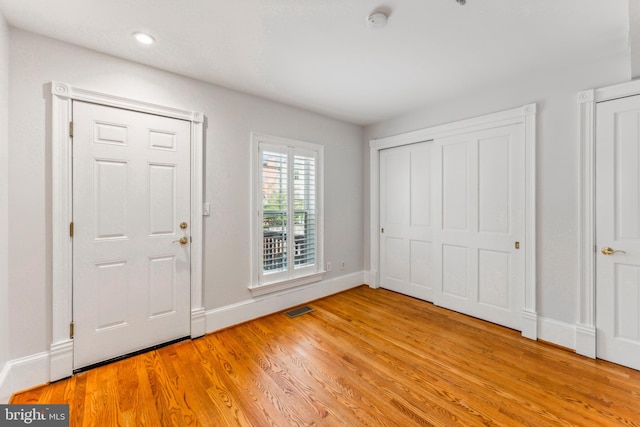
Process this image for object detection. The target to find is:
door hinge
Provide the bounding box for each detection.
[69,322,74,339]
[515,241,520,250]
[69,222,74,237]
[69,121,74,138]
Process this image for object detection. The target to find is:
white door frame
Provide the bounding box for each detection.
[368,104,538,340]
[49,82,206,381]
[577,79,640,358]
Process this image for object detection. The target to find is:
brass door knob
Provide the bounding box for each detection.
[180,222,188,229]
[173,237,188,245]
[601,247,626,255]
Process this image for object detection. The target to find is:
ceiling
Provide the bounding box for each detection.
[0,0,630,125]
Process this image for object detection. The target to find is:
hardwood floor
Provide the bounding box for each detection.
[12,286,640,426]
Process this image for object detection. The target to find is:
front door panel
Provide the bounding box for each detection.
[73,101,191,369]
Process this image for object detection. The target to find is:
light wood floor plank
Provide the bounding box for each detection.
[10,286,640,426]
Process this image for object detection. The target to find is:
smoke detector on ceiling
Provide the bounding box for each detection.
[366,12,388,29]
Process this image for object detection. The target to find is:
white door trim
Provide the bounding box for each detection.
[577,79,640,358]
[50,82,206,381]
[369,104,537,339]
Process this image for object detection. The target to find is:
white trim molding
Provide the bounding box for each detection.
[249,132,325,296]
[577,79,640,358]
[207,272,363,332]
[0,352,50,404]
[537,316,577,351]
[369,104,538,339]
[363,270,378,288]
[50,82,205,381]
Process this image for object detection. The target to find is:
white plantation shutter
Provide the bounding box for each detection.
[254,135,323,292]
[293,152,316,268]
[262,149,288,273]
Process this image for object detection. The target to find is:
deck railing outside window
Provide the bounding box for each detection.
[263,210,315,271]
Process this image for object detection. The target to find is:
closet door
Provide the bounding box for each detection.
[378,124,525,331]
[433,124,525,330]
[379,142,434,301]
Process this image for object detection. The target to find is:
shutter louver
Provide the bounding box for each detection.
[262,150,288,272]
[293,154,316,268]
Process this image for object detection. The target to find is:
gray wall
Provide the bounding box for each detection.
[0,9,9,384]
[364,52,630,344]
[630,0,640,79]
[7,28,364,361]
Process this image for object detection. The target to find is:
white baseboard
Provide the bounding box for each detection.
[575,324,596,358]
[521,309,538,340]
[363,270,378,288]
[206,271,364,332]
[50,339,73,382]
[0,352,49,404]
[0,361,10,403]
[191,307,206,339]
[537,316,577,351]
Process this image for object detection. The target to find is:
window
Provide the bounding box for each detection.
[251,133,324,294]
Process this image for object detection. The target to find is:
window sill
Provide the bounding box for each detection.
[249,271,326,297]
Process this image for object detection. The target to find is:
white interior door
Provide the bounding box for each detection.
[379,142,434,301]
[72,101,192,370]
[379,124,525,331]
[433,125,524,330]
[596,95,640,370]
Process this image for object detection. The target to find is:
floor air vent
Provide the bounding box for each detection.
[284,305,314,318]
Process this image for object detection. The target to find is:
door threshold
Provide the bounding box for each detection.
[73,336,190,374]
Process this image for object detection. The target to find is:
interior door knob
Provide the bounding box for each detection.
[601,246,626,255]
[173,237,188,245]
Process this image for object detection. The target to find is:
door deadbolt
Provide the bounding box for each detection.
[180,222,188,229]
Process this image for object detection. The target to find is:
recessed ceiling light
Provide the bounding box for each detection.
[134,32,155,45]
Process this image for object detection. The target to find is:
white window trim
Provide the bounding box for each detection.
[250,132,324,296]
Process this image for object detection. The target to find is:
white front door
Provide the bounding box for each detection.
[72,101,192,370]
[379,142,434,301]
[433,125,525,330]
[596,95,640,370]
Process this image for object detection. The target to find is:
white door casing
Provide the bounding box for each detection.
[50,82,205,380]
[594,95,640,370]
[72,101,192,369]
[370,104,537,339]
